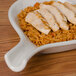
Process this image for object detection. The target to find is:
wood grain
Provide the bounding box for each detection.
[0,0,76,76]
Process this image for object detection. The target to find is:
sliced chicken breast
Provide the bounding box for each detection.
[25,12,50,34]
[37,8,59,31]
[53,2,76,25]
[40,4,69,30]
[64,2,76,14]
[34,11,49,27]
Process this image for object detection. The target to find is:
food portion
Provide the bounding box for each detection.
[40,4,69,30]
[18,1,76,46]
[52,2,76,25]
[37,8,59,31]
[25,12,50,34]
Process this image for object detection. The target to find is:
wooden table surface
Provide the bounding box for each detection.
[0,0,76,76]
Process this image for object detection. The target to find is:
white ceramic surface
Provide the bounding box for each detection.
[4,0,76,72]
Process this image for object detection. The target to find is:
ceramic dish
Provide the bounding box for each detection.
[4,0,76,72]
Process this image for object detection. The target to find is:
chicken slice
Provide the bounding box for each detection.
[52,2,76,25]
[37,8,59,31]
[25,12,50,34]
[40,4,69,30]
[64,2,76,14]
[34,11,49,27]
